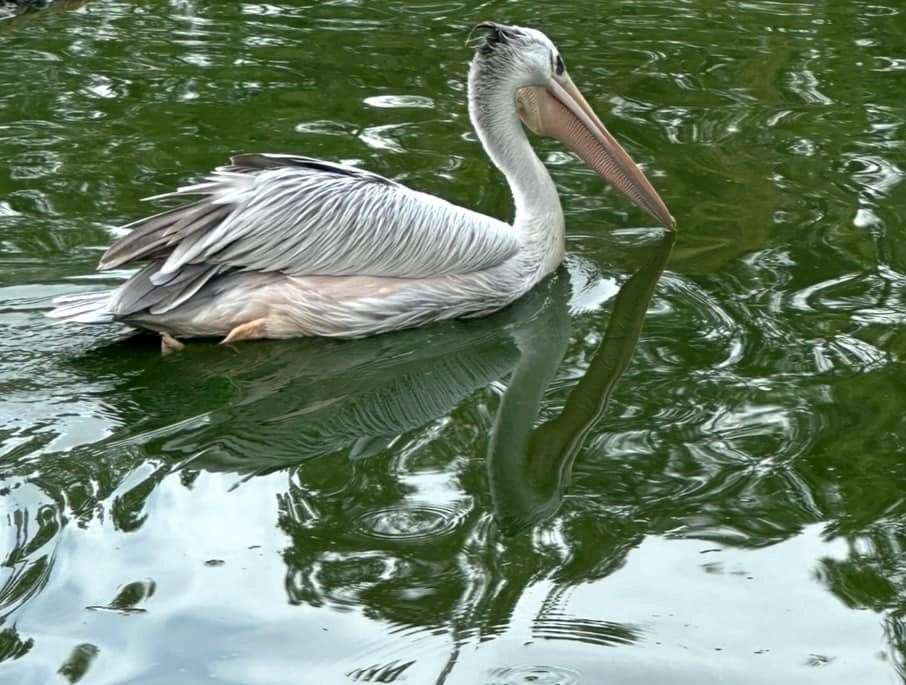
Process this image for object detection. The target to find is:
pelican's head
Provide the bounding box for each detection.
[471,22,675,230]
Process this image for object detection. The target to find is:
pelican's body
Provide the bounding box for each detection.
[50,23,672,344]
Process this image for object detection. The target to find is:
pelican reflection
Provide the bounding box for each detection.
[71,232,673,528]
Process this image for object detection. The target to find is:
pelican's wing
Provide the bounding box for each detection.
[100,153,519,282]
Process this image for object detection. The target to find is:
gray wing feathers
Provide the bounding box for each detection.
[100,201,231,270]
[100,153,519,281]
[107,261,228,316]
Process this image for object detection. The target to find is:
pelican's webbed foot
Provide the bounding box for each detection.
[160,332,185,356]
[221,318,268,344]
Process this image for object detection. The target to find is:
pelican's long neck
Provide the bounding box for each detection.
[468,62,565,277]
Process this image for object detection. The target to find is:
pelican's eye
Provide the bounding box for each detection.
[555,54,565,76]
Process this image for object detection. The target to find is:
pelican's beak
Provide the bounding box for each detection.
[516,77,675,229]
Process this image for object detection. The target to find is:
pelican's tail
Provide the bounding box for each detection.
[47,290,116,324]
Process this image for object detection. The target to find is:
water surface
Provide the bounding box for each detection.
[2,1,906,683]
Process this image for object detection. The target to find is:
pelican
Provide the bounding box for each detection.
[50,22,674,349]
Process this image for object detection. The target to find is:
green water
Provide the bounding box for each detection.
[2,1,906,683]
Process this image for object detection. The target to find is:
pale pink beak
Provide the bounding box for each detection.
[517,77,675,230]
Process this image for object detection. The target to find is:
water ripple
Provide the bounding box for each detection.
[363,95,435,109]
[355,504,467,543]
[483,664,581,685]
[532,614,641,647]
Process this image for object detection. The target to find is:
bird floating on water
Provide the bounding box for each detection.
[50,22,674,350]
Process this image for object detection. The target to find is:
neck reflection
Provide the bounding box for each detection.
[489,231,674,534]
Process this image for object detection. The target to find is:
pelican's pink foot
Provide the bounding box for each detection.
[221,318,268,344]
[161,332,185,356]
